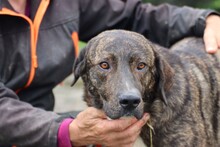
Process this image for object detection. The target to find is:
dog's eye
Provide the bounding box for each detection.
[100,62,110,69]
[137,62,146,70]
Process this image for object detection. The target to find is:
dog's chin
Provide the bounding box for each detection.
[104,108,144,120]
[121,110,143,120]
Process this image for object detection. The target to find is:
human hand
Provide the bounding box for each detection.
[204,14,220,53]
[69,107,149,147]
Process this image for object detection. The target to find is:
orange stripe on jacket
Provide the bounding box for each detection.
[0,0,50,92]
[72,32,79,57]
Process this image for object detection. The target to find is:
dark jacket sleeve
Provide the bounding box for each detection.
[0,82,62,147]
[79,0,216,47]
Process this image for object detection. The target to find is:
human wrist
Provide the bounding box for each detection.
[69,119,82,146]
[57,118,73,147]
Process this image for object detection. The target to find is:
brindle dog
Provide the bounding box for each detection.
[72,30,220,147]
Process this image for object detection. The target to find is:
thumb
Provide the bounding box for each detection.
[204,28,218,54]
[85,107,107,119]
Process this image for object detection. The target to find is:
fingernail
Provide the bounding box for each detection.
[143,113,150,123]
[207,47,217,53]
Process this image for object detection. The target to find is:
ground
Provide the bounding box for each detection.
[53,75,87,113]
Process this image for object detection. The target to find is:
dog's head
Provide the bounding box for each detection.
[72,30,173,119]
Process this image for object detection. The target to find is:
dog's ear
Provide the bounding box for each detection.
[154,50,174,105]
[71,47,87,86]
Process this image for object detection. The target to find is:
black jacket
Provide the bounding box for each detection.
[0,0,216,146]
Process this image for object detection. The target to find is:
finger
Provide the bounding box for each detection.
[103,130,140,146]
[217,34,220,49]
[123,113,149,136]
[80,107,107,119]
[128,113,149,129]
[103,117,138,132]
[111,113,149,132]
[106,142,133,147]
[104,114,149,144]
[204,28,218,54]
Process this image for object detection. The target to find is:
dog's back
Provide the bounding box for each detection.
[175,38,220,146]
[142,38,220,147]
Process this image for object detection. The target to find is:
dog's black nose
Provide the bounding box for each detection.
[119,95,140,110]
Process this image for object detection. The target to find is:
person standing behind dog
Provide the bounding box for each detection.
[0,0,220,147]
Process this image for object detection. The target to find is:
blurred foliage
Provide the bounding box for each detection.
[79,41,86,49]
[143,0,220,12]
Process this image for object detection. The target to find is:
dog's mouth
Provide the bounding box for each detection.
[121,109,144,120]
[105,107,144,120]
[103,101,144,120]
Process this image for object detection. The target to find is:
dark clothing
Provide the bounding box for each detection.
[0,0,216,146]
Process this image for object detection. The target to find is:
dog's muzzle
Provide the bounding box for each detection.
[119,94,140,110]
[117,92,143,119]
[103,91,144,119]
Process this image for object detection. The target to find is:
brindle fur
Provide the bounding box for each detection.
[72,30,220,147]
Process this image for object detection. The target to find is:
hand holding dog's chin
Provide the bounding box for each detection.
[204,14,220,53]
[68,107,149,147]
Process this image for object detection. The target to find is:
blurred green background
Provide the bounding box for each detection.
[143,0,220,11]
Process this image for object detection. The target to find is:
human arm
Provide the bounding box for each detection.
[0,83,62,147]
[78,0,217,48]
